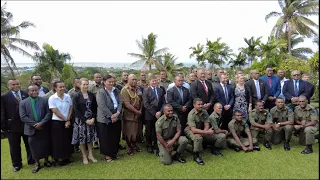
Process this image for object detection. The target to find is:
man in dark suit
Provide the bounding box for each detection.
[167,75,192,132]
[1,78,34,172]
[245,70,269,109]
[143,75,165,155]
[30,75,49,97]
[19,85,52,173]
[260,66,281,110]
[302,73,315,103]
[214,74,235,130]
[190,69,215,114]
[283,70,309,109]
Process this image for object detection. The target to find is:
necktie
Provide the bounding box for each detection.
[256,80,261,100]
[153,88,158,100]
[268,76,272,88]
[224,84,228,103]
[294,80,299,97]
[201,81,208,95]
[178,87,183,103]
[15,92,21,102]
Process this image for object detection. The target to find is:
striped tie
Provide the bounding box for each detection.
[15,92,21,102]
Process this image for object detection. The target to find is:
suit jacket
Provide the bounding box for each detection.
[245,79,269,103]
[143,86,165,120]
[167,86,192,112]
[260,75,281,97]
[305,81,315,101]
[283,79,308,103]
[190,80,215,104]
[214,84,235,107]
[96,88,122,124]
[72,91,97,123]
[19,97,52,136]
[1,90,29,132]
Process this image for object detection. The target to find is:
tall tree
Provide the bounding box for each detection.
[156,53,184,80]
[265,0,319,55]
[128,32,168,71]
[189,43,206,67]
[33,43,71,82]
[205,37,234,68]
[280,33,313,59]
[259,36,287,66]
[1,3,40,77]
[228,52,247,69]
[239,36,262,65]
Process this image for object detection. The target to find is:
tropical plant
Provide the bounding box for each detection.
[205,38,235,68]
[228,52,247,69]
[156,53,184,80]
[239,36,262,65]
[33,43,71,83]
[259,36,287,67]
[61,64,77,90]
[189,43,206,67]
[128,33,168,71]
[1,2,40,77]
[280,33,313,59]
[265,0,319,55]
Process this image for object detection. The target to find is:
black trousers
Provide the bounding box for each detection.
[7,132,34,167]
[220,109,233,130]
[177,112,188,135]
[145,118,157,149]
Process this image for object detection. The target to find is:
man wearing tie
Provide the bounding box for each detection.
[167,75,192,132]
[283,70,308,109]
[1,78,34,172]
[260,66,281,110]
[277,70,289,101]
[245,70,269,109]
[214,74,235,130]
[190,69,215,114]
[143,75,165,156]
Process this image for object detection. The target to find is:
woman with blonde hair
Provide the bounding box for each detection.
[233,75,252,120]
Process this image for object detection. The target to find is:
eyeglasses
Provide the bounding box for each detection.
[299,101,306,102]
[292,74,300,76]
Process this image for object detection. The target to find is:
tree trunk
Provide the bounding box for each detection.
[149,63,151,72]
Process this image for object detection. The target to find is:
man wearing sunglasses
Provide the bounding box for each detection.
[283,70,308,109]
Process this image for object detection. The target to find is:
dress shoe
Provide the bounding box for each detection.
[32,166,41,173]
[155,149,159,157]
[253,145,260,151]
[28,160,36,165]
[284,142,290,151]
[119,144,126,150]
[59,159,71,166]
[147,147,154,154]
[13,166,21,172]
[263,143,272,150]
[233,146,240,152]
[211,149,223,156]
[173,153,186,163]
[134,146,142,152]
[193,153,205,165]
[301,146,313,154]
[44,162,52,168]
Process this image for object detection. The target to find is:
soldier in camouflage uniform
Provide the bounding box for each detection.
[115,72,128,91]
[267,98,294,151]
[159,71,171,91]
[156,104,188,165]
[294,95,319,154]
[228,110,260,152]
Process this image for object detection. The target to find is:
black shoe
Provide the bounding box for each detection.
[155,149,159,157]
[301,146,313,154]
[59,159,71,166]
[13,166,21,172]
[264,143,272,150]
[147,147,154,154]
[253,145,260,151]
[44,162,52,168]
[173,153,186,163]
[119,144,126,150]
[284,142,290,151]
[74,146,80,153]
[211,149,223,156]
[233,146,240,152]
[193,154,205,165]
[28,160,36,165]
[32,166,40,173]
[134,146,142,152]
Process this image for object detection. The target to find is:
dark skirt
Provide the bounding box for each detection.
[28,129,51,160]
[51,120,73,159]
[71,117,98,145]
[97,121,121,157]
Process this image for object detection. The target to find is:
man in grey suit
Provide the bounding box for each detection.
[167,75,192,132]
[19,85,52,173]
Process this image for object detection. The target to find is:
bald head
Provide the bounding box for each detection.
[28,85,39,98]
[128,74,137,87]
[213,103,223,115]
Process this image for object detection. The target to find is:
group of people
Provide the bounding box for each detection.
[1,66,318,173]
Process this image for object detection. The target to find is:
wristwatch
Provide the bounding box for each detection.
[277,122,281,126]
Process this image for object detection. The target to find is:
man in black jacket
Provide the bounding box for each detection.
[245,70,269,109]
[1,78,34,172]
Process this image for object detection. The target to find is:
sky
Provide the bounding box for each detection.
[2,1,319,65]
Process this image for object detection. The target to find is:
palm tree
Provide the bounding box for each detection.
[189,43,206,67]
[239,36,262,65]
[1,3,40,77]
[280,33,313,59]
[265,0,319,55]
[259,36,287,66]
[205,37,235,68]
[156,53,184,80]
[228,52,247,69]
[128,33,168,71]
[33,43,71,82]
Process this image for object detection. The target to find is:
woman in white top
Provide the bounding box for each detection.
[48,81,73,166]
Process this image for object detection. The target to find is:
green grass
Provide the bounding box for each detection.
[1,137,319,179]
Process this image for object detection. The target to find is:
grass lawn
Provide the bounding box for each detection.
[1,136,319,179]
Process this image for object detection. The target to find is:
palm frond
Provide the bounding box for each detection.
[8,38,40,50]
[265,11,282,22]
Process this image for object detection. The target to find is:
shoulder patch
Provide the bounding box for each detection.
[268,113,272,118]
[311,110,316,115]
[288,108,293,113]
[245,123,249,128]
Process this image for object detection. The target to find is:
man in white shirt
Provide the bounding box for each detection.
[277,70,289,101]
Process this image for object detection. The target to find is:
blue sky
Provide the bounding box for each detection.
[2,1,319,64]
